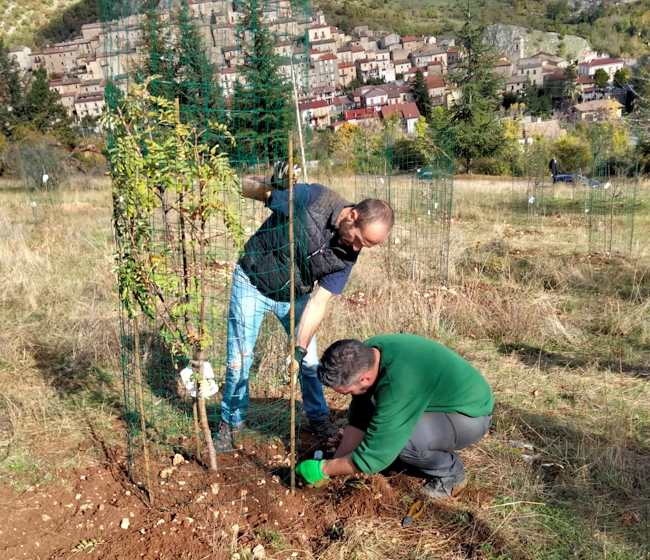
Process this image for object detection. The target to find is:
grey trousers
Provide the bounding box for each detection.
[398,413,492,480]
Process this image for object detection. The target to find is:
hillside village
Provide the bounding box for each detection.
[7,0,636,143]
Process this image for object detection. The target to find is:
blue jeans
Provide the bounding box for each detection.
[219,265,329,427]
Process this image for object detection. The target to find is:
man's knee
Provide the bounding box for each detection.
[226,347,254,375]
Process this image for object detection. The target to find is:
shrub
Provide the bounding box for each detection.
[9,137,67,191]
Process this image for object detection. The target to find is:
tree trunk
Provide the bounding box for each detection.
[193,353,217,471]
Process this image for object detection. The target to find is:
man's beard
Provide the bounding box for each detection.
[336,215,356,245]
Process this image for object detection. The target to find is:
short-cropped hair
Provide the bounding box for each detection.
[354,199,394,228]
[318,339,376,388]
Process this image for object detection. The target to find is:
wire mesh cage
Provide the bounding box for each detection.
[585,160,641,256]
[355,169,453,284]
[101,0,321,499]
[508,141,641,257]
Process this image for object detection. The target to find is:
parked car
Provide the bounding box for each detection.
[553,173,602,188]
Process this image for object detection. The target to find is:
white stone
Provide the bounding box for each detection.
[172,454,185,467]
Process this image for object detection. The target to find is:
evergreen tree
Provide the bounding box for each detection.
[594,68,610,91]
[175,0,224,123]
[24,68,73,144]
[448,8,505,173]
[139,4,176,100]
[231,0,292,164]
[137,0,223,125]
[630,59,650,144]
[524,84,552,117]
[0,37,24,138]
[412,70,432,120]
[613,67,631,88]
[562,63,578,103]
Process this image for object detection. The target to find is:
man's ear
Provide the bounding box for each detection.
[359,370,373,385]
[349,208,359,222]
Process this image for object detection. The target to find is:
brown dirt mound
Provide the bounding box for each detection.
[1,433,514,560]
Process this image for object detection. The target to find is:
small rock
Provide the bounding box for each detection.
[231,554,241,560]
[156,519,165,526]
[125,490,131,496]
[252,544,266,559]
[172,454,186,467]
[41,514,51,522]
[75,494,82,500]
[120,518,130,530]
[195,495,205,504]
[210,483,220,495]
[159,467,176,480]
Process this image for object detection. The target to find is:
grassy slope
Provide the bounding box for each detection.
[0,176,648,558]
[0,0,98,47]
[314,0,650,57]
[1,0,649,57]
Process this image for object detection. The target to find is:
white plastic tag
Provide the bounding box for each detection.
[179,361,218,398]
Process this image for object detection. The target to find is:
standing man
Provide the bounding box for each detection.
[549,158,559,183]
[216,169,394,451]
[296,334,494,498]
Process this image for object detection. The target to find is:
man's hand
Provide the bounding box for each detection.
[296,459,329,487]
[288,346,307,378]
[241,176,272,202]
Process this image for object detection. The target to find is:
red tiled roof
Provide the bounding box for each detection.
[584,57,624,67]
[400,102,420,119]
[380,102,420,120]
[426,74,445,89]
[344,108,377,120]
[401,35,418,42]
[319,53,337,61]
[299,100,329,111]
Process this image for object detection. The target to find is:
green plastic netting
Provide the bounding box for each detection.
[100,0,455,497]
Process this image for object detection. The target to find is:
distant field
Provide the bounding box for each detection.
[0,175,648,558]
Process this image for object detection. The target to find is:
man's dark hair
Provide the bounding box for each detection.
[318,339,376,387]
[354,199,394,228]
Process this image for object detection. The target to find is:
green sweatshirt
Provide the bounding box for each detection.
[349,333,494,474]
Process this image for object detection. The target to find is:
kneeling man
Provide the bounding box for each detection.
[297,333,494,498]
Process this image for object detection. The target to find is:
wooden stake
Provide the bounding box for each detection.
[174,97,206,468]
[132,315,154,507]
[288,135,297,494]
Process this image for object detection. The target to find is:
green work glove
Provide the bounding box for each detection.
[296,459,329,486]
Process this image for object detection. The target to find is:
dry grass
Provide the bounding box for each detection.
[0,184,120,487]
[0,175,649,558]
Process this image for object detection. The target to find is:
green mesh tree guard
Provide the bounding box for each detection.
[353,134,454,283]
[101,0,315,491]
[508,139,641,257]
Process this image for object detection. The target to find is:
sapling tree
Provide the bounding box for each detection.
[103,80,243,475]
